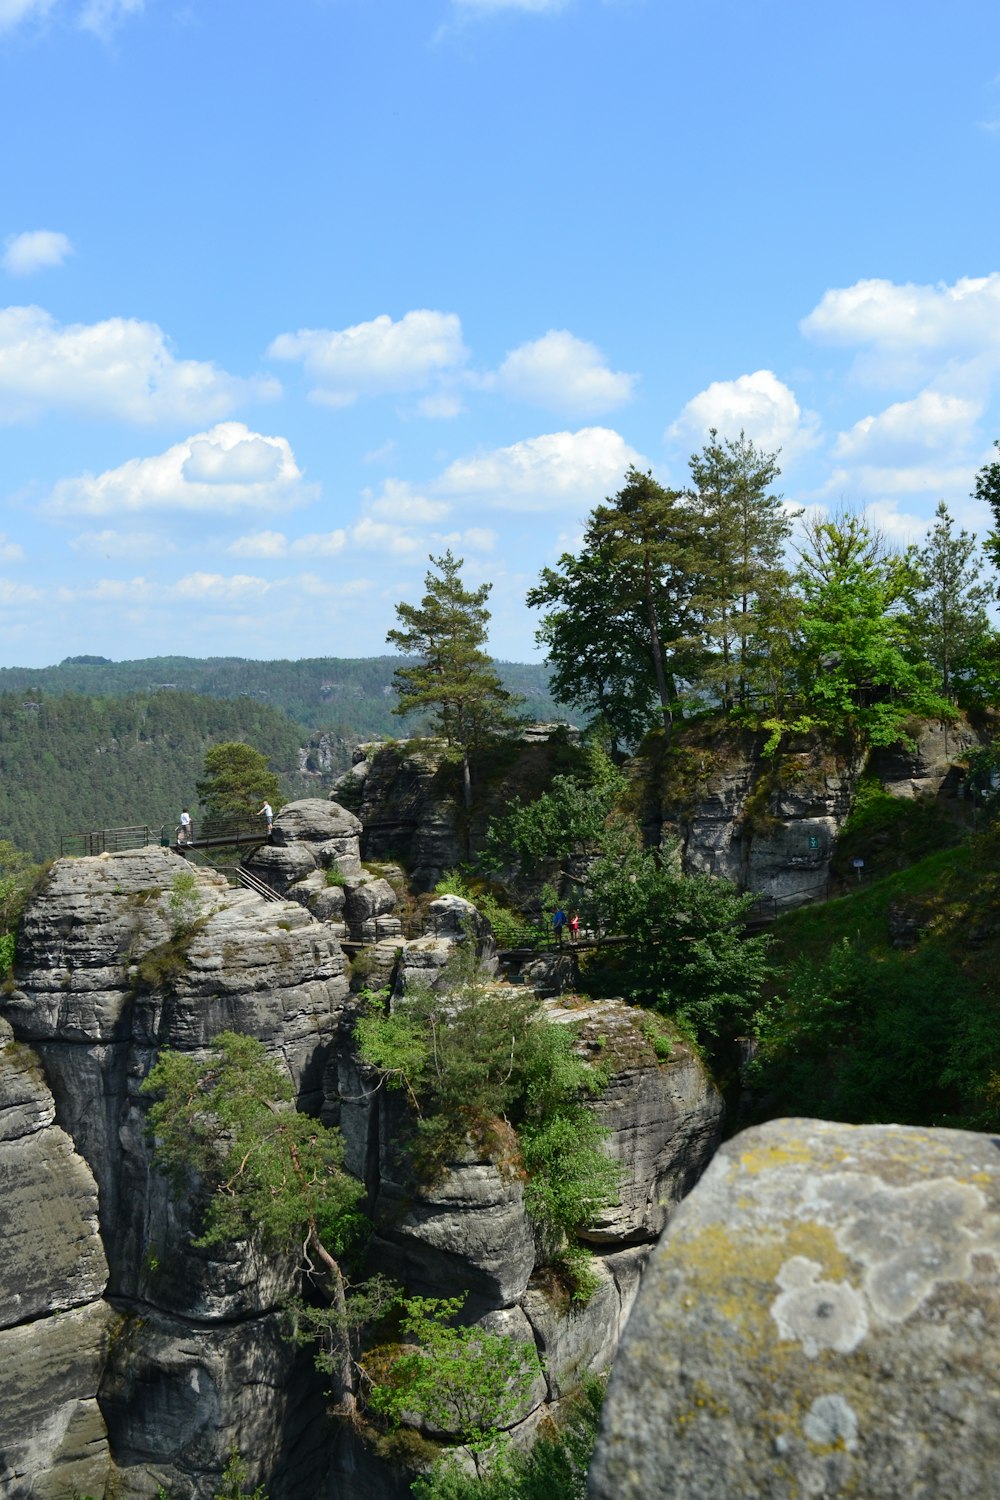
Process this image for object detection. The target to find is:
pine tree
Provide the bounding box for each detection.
[904,500,991,701]
[388,551,520,806]
[688,430,795,711]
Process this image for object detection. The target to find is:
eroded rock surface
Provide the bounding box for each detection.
[0,1017,113,1500]
[1,848,350,1500]
[589,1117,1000,1500]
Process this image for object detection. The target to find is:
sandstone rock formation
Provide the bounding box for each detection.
[0,825,724,1497]
[1,847,351,1499]
[0,1017,113,1500]
[589,1116,1000,1500]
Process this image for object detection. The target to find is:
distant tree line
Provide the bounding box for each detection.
[0,653,567,746]
[0,691,304,858]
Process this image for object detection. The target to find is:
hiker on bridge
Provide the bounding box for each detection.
[569,911,580,943]
[553,906,567,946]
[176,808,193,846]
[257,800,273,837]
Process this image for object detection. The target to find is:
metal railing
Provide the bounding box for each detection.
[60,825,155,857]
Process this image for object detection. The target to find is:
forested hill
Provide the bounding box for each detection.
[0,692,307,859]
[0,655,567,738]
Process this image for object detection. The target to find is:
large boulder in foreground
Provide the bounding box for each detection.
[589,1117,1000,1500]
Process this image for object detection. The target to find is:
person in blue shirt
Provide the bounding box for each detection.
[552,906,567,945]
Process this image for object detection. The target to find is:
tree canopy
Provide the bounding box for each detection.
[196,741,282,821]
[388,550,520,752]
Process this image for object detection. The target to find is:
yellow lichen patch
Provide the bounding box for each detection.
[738,1137,820,1176]
[666,1219,852,1353]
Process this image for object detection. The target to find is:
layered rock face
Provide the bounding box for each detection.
[589,1117,1000,1500]
[0,1018,112,1500]
[0,819,725,1497]
[1,847,351,1499]
[334,993,724,1417]
[654,719,980,907]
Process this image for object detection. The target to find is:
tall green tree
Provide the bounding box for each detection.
[527,542,663,752]
[388,550,520,807]
[904,500,992,702]
[527,470,702,749]
[586,469,701,745]
[688,430,795,711]
[196,741,282,821]
[792,511,949,746]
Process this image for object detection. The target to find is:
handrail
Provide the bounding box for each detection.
[236,867,282,902]
[60,825,154,857]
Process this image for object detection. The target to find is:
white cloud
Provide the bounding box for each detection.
[0,577,42,604]
[78,0,142,36]
[371,479,451,524]
[416,392,465,419]
[0,533,24,561]
[176,572,266,601]
[2,231,74,277]
[228,528,347,559]
[802,275,1000,353]
[494,329,635,416]
[667,369,820,461]
[0,0,140,32]
[43,422,315,517]
[0,0,55,29]
[435,426,643,512]
[834,391,982,463]
[819,462,976,500]
[434,526,497,552]
[350,517,425,555]
[69,529,172,558]
[268,309,467,405]
[0,305,278,424]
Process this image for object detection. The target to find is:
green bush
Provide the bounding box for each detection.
[355,954,619,1264]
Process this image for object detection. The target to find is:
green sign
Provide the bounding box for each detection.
[807,833,820,851]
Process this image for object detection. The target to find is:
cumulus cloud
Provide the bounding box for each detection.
[227,529,347,559]
[416,392,465,419]
[800,274,1000,387]
[69,529,172,558]
[802,275,1000,353]
[0,533,24,561]
[819,462,977,501]
[0,577,42,604]
[0,305,279,424]
[43,422,315,517]
[350,517,425,555]
[175,572,266,601]
[268,309,467,405]
[494,330,635,416]
[435,426,643,512]
[434,526,497,552]
[370,479,451,524]
[2,231,74,277]
[667,369,820,461]
[834,391,982,463]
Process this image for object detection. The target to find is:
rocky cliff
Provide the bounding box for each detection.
[642,718,981,908]
[0,799,722,1498]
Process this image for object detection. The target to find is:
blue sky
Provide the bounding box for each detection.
[4,0,1000,667]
